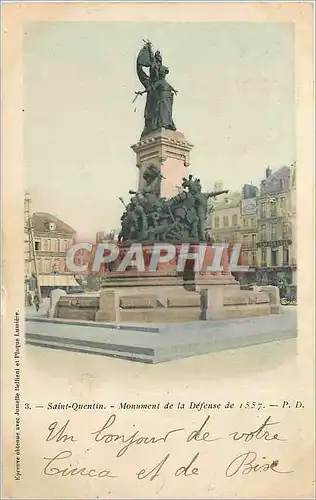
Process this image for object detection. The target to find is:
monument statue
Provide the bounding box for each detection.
[134,40,178,137]
[117,42,229,244]
[118,169,228,243]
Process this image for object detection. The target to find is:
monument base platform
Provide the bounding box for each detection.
[54,243,281,323]
[25,309,297,364]
[54,278,280,323]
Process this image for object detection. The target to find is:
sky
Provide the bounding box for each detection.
[24,21,295,239]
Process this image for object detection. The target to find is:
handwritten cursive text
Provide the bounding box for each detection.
[43,450,117,479]
[91,414,185,458]
[225,451,293,477]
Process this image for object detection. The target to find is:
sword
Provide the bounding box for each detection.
[148,165,166,180]
[132,91,145,104]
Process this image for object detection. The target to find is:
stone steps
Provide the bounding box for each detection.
[25,309,297,364]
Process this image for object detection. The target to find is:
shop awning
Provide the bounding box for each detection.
[37,275,80,287]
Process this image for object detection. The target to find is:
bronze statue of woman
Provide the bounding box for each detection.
[134,41,178,137]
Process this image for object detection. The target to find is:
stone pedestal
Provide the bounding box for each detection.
[260,285,281,314]
[95,289,119,322]
[92,243,274,323]
[182,244,272,320]
[131,128,193,197]
[48,288,67,318]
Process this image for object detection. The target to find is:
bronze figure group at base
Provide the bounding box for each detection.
[118,165,228,243]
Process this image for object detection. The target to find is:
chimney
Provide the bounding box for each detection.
[265,166,272,179]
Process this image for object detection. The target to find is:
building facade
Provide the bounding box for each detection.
[208,182,259,283]
[255,165,297,285]
[239,184,260,278]
[24,204,80,296]
[208,183,242,246]
[208,165,296,286]
[96,230,119,244]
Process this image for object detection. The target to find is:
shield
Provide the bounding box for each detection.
[137,44,152,67]
[136,44,152,89]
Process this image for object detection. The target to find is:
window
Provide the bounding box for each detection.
[51,239,58,252]
[260,224,267,241]
[59,240,69,252]
[251,251,257,267]
[283,223,289,239]
[243,234,249,245]
[214,216,220,228]
[271,249,278,266]
[232,214,238,227]
[35,240,40,251]
[261,248,267,266]
[223,216,229,227]
[270,201,277,217]
[260,202,266,218]
[251,218,256,227]
[47,239,51,251]
[243,218,249,227]
[42,258,51,273]
[271,223,277,240]
[279,197,286,209]
[283,247,289,266]
[251,234,256,246]
[43,239,48,251]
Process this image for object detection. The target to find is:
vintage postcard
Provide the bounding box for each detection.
[1,2,315,498]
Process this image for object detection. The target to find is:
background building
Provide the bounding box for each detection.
[208,164,297,286]
[207,183,251,282]
[24,193,80,297]
[208,182,242,246]
[288,164,297,284]
[255,164,297,285]
[239,184,259,276]
[96,230,119,244]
